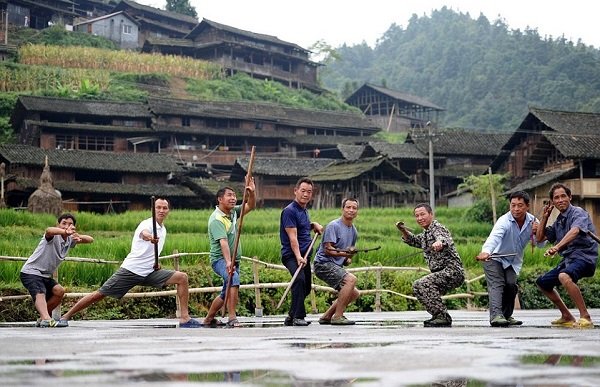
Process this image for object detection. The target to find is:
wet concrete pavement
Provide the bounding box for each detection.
[1,309,600,386]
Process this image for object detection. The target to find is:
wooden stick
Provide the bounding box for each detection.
[276,232,320,310]
[223,146,256,311]
[151,196,159,271]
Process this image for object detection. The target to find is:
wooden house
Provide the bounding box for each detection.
[345,84,444,133]
[112,0,197,48]
[74,11,140,50]
[1,0,78,29]
[147,97,380,175]
[0,144,196,212]
[491,107,600,223]
[308,156,426,208]
[406,128,511,204]
[12,95,154,152]
[143,18,321,92]
[230,157,333,207]
[73,0,116,19]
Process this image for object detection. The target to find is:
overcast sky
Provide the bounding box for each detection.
[136,0,598,50]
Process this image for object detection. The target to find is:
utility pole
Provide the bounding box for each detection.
[426,121,435,212]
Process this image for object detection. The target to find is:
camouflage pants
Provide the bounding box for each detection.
[413,267,464,316]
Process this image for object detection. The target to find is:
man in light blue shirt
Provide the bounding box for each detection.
[476,191,544,327]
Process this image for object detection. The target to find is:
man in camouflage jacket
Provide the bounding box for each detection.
[397,203,465,327]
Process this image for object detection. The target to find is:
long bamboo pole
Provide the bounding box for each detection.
[223,146,256,312]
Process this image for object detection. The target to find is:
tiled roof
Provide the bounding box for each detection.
[504,168,578,194]
[545,132,600,158]
[346,83,444,111]
[368,142,428,160]
[432,164,489,178]
[373,180,427,194]
[337,144,366,160]
[148,98,379,132]
[234,157,333,177]
[26,120,152,134]
[408,128,512,157]
[529,107,600,135]
[16,96,150,118]
[16,178,195,197]
[0,144,182,173]
[310,156,409,182]
[115,0,198,25]
[186,19,308,53]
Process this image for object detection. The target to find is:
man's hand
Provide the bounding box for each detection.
[395,221,406,231]
[542,202,554,219]
[544,246,559,257]
[475,252,490,262]
[311,222,324,235]
[343,257,352,266]
[431,241,444,252]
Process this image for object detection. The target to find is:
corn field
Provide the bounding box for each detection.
[0,64,111,93]
[19,44,223,79]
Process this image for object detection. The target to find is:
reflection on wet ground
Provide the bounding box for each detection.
[290,342,394,349]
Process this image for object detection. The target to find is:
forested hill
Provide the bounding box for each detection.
[320,7,600,130]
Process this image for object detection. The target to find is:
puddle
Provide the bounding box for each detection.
[290,342,394,349]
[521,354,600,367]
[0,367,376,385]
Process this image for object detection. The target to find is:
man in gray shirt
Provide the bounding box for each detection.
[20,213,94,328]
[313,198,360,325]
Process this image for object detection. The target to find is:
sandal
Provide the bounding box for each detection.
[226,318,241,328]
[202,318,225,328]
[550,317,576,327]
[180,318,202,328]
[577,318,594,329]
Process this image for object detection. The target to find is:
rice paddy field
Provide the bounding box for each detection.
[0,207,575,320]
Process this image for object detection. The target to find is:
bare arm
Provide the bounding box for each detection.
[546,227,581,256]
[243,176,256,215]
[536,203,554,243]
[219,238,234,272]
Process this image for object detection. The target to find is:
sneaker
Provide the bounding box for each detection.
[490,315,509,327]
[318,317,331,325]
[330,316,355,325]
[38,319,58,328]
[424,314,452,327]
[284,315,293,326]
[292,318,309,326]
[506,317,522,326]
[35,318,41,327]
[55,319,69,328]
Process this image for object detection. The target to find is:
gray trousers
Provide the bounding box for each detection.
[483,259,518,320]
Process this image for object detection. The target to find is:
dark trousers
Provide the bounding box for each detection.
[483,259,518,320]
[282,255,312,319]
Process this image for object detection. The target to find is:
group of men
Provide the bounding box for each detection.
[20,179,597,329]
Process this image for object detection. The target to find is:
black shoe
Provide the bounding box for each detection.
[284,316,293,326]
[424,314,452,327]
[292,318,309,326]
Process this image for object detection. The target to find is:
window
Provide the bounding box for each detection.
[123,24,132,34]
[78,135,114,151]
[56,135,74,150]
[182,117,190,127]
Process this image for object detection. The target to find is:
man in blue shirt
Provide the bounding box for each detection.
[280,177,323,326]
[313,198,361,325]
[535,183,598,328]
[476,191,544,327]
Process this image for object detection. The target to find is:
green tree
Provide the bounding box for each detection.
[165,0,198,18]
[459,173,509,223]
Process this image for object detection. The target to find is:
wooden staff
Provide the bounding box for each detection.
[151,196,159,271]
[223,146,256,311]
[276,232,320,310]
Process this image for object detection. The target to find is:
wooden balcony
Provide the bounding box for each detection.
[564,178,600,198]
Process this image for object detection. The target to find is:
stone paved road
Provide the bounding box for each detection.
[1,309,600,386]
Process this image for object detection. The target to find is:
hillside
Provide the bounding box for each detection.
[0,26,357,144]
[319,7,600,130]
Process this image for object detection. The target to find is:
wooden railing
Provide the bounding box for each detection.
[0,252,487,317]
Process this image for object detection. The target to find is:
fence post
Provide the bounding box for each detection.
[252,257,263,317]
[310,270,318,314]
[466,278,472,310]
[51,269,61,320]
[173,249,181,318]
[375,266,382,313]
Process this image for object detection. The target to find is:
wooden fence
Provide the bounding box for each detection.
[0,252,488,318]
